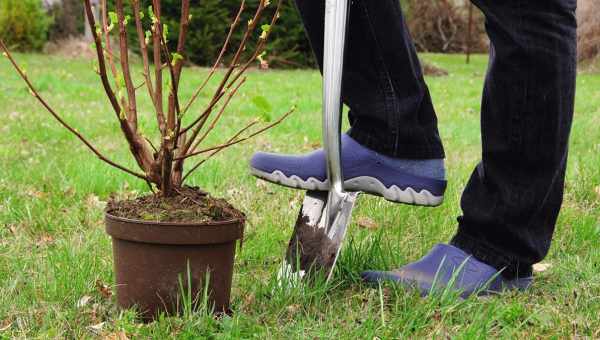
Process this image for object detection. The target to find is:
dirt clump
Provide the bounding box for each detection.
[286,214,338,273]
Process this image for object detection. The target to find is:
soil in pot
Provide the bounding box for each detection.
[105,186,245,321]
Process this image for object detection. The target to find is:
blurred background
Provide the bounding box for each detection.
[1,0,598,69]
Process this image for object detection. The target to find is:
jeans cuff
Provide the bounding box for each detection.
[348,125,445,159]
[450,232,533,280]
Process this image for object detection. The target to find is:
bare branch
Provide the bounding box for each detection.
[116,0,138,128]
[100,0,119,81]
[184,78,247,158]
[180,106,295,163]
[0,39,148,181]
[86,0,158,182]
[177,0,269,148]
[132,0,161,122]
[152,0,165,135]
[181,0,245,115]
[226,0,284,90]
[181,120,260,182]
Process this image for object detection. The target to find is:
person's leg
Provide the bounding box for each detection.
[294,0,444,159]
[451,0,577,279]
[363,0,577,293]
[250,0,447,205]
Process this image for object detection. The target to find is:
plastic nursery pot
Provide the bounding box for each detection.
[105,213,244,321]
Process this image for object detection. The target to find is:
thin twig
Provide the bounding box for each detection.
[177,78,247,160]
[132,0,162,125]
[116,0,138,128]
[86,0,157,181]
[181,106,295,165]
[178,0,268,151]
[226,0,283,90]
[181,0,246,115]
[0,39,148,181]
[152,0,165,135]
[100,0,119,82]
[181,120,260,182]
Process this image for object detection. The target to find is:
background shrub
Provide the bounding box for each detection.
[404,0,487,54]
[106,0,314,68]
[0,0,53,51]
[577,0,600,63]
[47,0,85,41]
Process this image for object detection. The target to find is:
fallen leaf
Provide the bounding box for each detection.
[103,331,129,340]
[87,322,105,334]
[86,195,106,210]
[25,189,45,199]
[286,304,300,314]
[243,293,255,309]
[36,234,55,247]
[595,186,600,198]
[0,319,12,331]
[96,280,112,299]
[357,217,379,230]
[6,224,17,235]
[533,262,552,273]
[77,295,92,308]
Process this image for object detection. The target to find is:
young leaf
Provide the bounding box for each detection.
[108,11,117,31]
[162,24,169,42]
[171,52,184,66]
[251,96,273,122]
[148,6,158,25]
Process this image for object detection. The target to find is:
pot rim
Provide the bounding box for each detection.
[105,212,245,245]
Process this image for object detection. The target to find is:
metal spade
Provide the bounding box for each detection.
[279,0,357,283]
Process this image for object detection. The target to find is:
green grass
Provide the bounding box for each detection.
[1,53,599,338]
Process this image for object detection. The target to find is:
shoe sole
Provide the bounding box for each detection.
[250,167,444,206]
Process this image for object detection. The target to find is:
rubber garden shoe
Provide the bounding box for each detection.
[250,134,446,206]
[361,244,533,298]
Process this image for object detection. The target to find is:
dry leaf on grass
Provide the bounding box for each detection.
[96,280,112,299]
[6,224,17,235]
[77,295,92,308]
[533,262,552,273]
[0,319,12,331]
[87,322,105,334]
[36,234,55,247]
[103,331,129,340]
[86,195,106,210]
[594,186,600,198]
[286,304,301,314]
[25,188,45,199]
[243,293,256,310]
[357,217,379,230]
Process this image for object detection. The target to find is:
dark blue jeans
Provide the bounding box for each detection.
[294,0,577,279]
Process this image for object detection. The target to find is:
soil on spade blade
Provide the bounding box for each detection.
[106,186,244,223]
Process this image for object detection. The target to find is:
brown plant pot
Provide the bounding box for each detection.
[105,213,244,321]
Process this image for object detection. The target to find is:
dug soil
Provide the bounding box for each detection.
[106,186,244,223]
[286,214,338,272]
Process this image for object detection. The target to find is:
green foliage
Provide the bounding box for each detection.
[0,0,52,51]
[105,0,314,68]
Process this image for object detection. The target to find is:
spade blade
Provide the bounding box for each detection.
[280,190,359,282]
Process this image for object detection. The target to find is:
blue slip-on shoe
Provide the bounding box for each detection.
[361,244,533,298]
[250,134,446,206]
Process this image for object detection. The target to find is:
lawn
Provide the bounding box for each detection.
[1,53,599,338]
